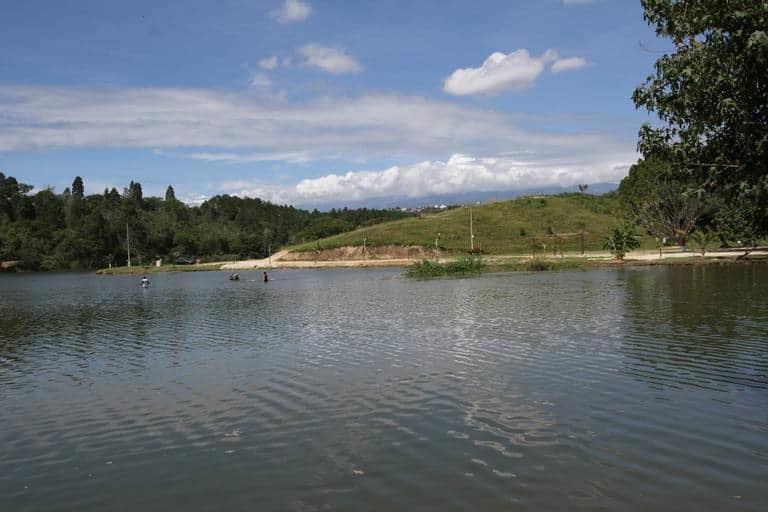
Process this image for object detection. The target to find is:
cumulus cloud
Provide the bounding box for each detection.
[258,56,279,70]
[443,49,558,95]
[298,44,362,74]
[551,57,588,73]
[444,49,590,95]
[218,153,634,205]
[271,0,312,23]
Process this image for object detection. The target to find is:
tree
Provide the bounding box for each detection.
[603,224,641,260]
[688,229,719,256]
[633,1,768,237]
[72,176,84,199]
[165,185,176,202]
[126,181,143,203]
[0,172,33,222]
[619,158,707,244]
[714,200,760,257]
[0,172,415,270]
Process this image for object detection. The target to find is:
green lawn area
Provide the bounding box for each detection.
[290,194,657,255]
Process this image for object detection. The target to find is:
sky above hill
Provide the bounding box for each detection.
[0,0,665,207]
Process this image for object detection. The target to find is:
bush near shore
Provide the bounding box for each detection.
[406,256,487,278]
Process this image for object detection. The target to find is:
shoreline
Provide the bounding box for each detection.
[92,248,768,275]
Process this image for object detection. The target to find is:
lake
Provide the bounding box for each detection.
[1,266,767,511]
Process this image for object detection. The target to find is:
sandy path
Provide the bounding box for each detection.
[220,250,292,270]
[218,247,767,270]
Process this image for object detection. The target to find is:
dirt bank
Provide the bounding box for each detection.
[281,245,443,261]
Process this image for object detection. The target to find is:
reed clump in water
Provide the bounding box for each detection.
[406,256,486,278]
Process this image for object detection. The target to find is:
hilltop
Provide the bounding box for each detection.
[289,193,652,256]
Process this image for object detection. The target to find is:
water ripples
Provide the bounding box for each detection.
[1,267,767,511]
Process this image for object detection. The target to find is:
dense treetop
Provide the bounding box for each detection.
[0,173,411,270]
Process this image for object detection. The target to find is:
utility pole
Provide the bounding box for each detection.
[126,222,131,268]
[469,207,475,251]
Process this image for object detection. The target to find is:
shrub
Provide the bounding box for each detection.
[603,224,641,260]
[406,256,486,278]
[528,258,552,271]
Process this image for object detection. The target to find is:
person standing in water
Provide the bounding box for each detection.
[141,276,149,287]
[263,271,269,283]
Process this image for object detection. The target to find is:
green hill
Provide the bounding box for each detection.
[290,193,653,255]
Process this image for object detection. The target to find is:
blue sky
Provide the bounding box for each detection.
[0,0,663,206]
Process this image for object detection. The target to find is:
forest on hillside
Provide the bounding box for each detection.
[0,173,412,270]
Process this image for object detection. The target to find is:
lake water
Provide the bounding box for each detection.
[1,266,767,511]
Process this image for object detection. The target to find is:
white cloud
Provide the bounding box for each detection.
[0,85,635,203]
[218,152,634,205]
[298,44,362,74]
[443,49,558,95]
[249,73,272,88]
[181,193,210,206]
[0,86,530,156]
[271,0,312,23]
[258,56,279,70]
[551,57,588,73]
[183,151,312,164]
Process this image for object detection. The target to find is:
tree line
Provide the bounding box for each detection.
[0,174,412,270]
[616,1,767,255]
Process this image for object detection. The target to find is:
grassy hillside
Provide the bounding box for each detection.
[290,193,655,255]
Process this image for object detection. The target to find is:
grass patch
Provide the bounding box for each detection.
[489,257,590,272]
[406,256,487,278]
[96,263,222,275]
[289,193,657,255]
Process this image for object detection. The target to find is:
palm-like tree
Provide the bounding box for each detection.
[688,230,719,256]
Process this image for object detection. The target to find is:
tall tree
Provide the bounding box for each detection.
[0,173,33,222]
[633,0,768,235]
[126,181,143,202]
[165,185,176,202]
[619,158,707,244]
[72,176,84,199]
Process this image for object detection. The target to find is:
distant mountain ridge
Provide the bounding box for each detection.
[297,183,619,210]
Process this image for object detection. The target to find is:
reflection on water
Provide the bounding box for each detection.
[1,267,767,511]
[622,266,768,390]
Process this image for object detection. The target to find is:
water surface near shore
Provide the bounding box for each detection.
[1,267,767,511]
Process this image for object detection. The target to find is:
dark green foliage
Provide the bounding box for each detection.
[715,200,760,248]
[634,0,768,238]
[0,173,413,270]
[71,176,84,199]
[619,157,708,244]
[406,256,486,278]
